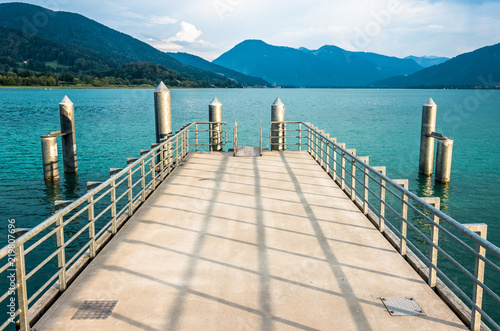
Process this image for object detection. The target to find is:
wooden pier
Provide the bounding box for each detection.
[34,151,466,330]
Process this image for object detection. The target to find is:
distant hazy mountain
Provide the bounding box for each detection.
[213,40,423,87]
[168,52,269,86]
[404,56,449,68]
[308,45,423,84]
[373,43,500,88]
[0,2,242,86]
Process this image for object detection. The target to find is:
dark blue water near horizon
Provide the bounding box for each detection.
[0,88,499,326]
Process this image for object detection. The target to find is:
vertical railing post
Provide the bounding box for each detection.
[320,132,327,169]
[195,123,199,152]
[56,215,67,291]
[326,140,330,173]
[394,179,409,256]
[151,149,157,190]
[127,168,133,215]
[15,244,29,331]
[159,142,165,180]
[167,137,173,175]
[176,135,180,165]
[307,125,312,154]
[341,151,346,190]
[141,159,146,202]
[358,157,369,214]
[350,158,356,201]
[331,145,337,181]
[182,130,186,157]
[422,197,441,289]
[373,167,386,232]
[88,194,95,258]
[298,123,302,151]
[314,129,319,160]
[110,179,117,234]
[464,224,488,331]
[233,120,238,156]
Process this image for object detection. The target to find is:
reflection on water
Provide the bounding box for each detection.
[43,173,81,212]
[43,179,62,206]
[415,173,450,212]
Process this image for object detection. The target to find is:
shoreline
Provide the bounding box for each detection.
[1,85,499,90]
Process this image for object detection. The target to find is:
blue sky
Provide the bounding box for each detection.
[3,0,500,60]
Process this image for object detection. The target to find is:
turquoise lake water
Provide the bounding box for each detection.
[0,88,499,326]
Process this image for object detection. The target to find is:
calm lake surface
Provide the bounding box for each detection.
[0,88,499,325]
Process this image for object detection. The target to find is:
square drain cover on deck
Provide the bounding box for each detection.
[71,300,118,320]
[380,297,425,316]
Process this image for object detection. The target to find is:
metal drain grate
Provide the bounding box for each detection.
[234,146,261,157]
[380,297,425,316]
[71,300,118,320]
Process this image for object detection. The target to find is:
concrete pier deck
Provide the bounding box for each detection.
[34,151,466,331]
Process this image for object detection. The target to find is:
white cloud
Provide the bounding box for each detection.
[169,21,202,43]
[148,16,178,25]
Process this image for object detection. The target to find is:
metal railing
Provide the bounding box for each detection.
[188,122,227,151]
[0,122,225,331]
[271,121,500,331]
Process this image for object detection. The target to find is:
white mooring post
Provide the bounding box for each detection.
[435,137,454,183]
[41,134,59,180]
[419,98,437,176]
[154,81,172,143]
[209,97,223,151]
[59,96,78,173]
[271,97,285,151]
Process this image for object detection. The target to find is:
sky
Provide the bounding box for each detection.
[3,0,500,61]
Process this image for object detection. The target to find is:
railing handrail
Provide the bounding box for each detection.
[0,123,194,255]
[0,121,229,331]
[279,120,499,330]
[297,121,500,260]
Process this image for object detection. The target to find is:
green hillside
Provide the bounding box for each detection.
[0,26,234,87]
[0,2,241,87]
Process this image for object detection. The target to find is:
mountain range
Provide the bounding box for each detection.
[212,39,499,88]
[212,40,428,87]
[0,2,498,89]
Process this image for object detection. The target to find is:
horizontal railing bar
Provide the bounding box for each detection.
[93,203,113,223]
[26,248,60,281]
[63,221,92,248]
[27,271,59,305]
[0,312,18,330]
[0,290,12,307]
[24,226,59,256]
